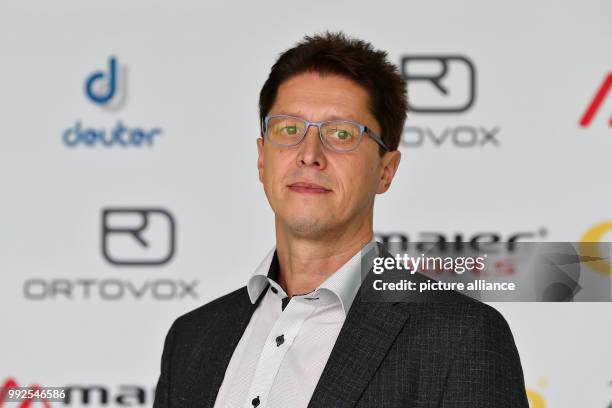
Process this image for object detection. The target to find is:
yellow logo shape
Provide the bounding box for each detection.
[579,221,612,276]
[527,389,546,408]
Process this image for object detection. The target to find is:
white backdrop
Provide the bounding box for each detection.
[1,0,611,407]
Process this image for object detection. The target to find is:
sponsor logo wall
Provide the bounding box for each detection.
[1,1,611,407]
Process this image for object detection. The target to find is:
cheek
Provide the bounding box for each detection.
[368,162,380,186]
[263,148,291,189]
[335,157,378,202]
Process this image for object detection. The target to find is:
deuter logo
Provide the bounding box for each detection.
[579,72,612,128]
[62,56,162,148]
[400,54,501,148]
[85,55,118,105]
[102,208,176,266]
[401,55,476,113]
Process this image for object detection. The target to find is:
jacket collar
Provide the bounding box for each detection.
[246,240,377,315]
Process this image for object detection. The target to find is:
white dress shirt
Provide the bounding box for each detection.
[213,241,377,408]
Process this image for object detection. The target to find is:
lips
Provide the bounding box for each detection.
[287,181,332,194]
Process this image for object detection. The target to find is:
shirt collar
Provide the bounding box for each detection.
[246,240,378,315]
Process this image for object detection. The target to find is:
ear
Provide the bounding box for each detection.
[376,150,401,194]
[257,137,264,183]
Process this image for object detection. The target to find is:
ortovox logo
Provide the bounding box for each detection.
[400,55,476,113]
[101,208,176,266]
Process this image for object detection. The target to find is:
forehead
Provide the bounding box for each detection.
[270,71,375,124]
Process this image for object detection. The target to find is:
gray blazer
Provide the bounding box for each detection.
[153,254,529,408]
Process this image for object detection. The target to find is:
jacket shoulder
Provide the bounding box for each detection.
[172,286,250,332]
[406,272,512,333]
[398,284,515,346]
[438,290,512,334]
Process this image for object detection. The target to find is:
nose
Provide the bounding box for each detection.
[296,124,327,169]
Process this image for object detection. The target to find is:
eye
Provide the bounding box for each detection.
[336,129,352,140]
[271,120,303,137]
[282,125,298,135]
[327,128,354,140]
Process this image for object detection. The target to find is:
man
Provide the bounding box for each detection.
[153,32,529,408]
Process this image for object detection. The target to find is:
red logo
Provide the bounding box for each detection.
[579,72,612,127]
[0,378,52,408]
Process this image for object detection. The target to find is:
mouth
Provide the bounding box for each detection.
[287,181,332,194]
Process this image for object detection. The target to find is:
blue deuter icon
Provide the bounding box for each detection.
[85,56,117,104]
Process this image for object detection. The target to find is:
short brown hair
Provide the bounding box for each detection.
[259,31,408,153]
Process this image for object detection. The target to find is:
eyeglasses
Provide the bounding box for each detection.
[262,114,389,152]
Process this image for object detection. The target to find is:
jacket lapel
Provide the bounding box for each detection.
[307,296,410,408]
[308,243,414,408]
[180,287,267,408]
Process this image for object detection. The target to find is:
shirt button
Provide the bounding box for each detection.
[275,334,285,347]
[251,396,260,407]
[270,286,278,294]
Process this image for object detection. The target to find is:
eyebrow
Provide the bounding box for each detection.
[272,110,362,123]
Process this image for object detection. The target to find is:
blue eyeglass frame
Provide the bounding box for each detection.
[262,114,389,152]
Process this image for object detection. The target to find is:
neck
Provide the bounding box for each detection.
[274,214,374,297]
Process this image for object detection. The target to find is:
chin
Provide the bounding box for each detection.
[282,215,336,238]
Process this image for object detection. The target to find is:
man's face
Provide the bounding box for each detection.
[257,71,400,239]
